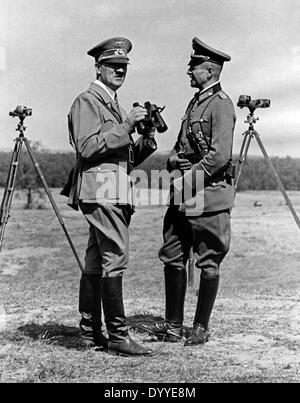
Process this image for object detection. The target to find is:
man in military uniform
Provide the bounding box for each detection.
[67,37,157,356]
[139,37,236,346]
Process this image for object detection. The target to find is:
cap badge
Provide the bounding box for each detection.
[191,51,210,60]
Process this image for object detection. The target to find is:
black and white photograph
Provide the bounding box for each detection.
[0,0,299,387]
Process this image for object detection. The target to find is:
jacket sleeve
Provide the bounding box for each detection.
[133,136,157,167]
[68,93,132,161]
[198,99,235,177]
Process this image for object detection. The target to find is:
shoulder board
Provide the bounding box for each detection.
[218,91,228,99]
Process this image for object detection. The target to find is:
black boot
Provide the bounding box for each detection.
[101,275,154,356]
[184,275,219,346]
[138,266,186,342]
[79,273,108,348]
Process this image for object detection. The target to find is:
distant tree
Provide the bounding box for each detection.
[0,149,299,195]
[234,155,300,191]
[16,141,43,209]
[0,141,75,209]
[0,153,12,187]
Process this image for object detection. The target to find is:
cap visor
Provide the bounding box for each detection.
[101,57,130,64]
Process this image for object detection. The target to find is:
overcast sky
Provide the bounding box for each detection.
[0,0,300,157]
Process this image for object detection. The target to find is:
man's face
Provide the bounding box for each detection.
[98,62,128,91]
[187,63,210,88]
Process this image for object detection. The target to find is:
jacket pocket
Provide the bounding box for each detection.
[80,166,131,203]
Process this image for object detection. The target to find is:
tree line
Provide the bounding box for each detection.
[138,153,300,191]
[0,150,299,193]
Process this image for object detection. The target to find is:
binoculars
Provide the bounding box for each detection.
[133,101,168,135]
[237,95,270,112]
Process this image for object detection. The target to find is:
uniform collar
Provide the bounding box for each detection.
[196,81,222,103]
[88,82,122,120]
[94,79,116,101]
[199,80,220,95]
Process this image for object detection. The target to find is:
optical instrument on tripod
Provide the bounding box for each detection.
[0,106,83,271]
[234,95,300,231]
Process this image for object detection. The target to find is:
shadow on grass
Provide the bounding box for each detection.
[17,322,87,350]
[127,313,165,330]
[16,313,192,350]
[128,313,191,339]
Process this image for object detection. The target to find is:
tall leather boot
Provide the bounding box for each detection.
[184,275,219,346]
[79,273,108,348]
[101,275,154,356]
[138,266,187,342]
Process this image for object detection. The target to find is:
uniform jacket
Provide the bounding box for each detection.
[170,82,236,214]
[66,82,157,209]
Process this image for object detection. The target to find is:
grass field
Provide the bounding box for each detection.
[0,188,299,383]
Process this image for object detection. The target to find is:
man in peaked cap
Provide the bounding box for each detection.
[65,37,157,356]
[87,37,132,64]
[139,38,236,346]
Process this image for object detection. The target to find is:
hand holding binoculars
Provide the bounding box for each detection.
[133,101,168,135]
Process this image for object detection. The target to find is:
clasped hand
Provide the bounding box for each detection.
[169,154,192,171]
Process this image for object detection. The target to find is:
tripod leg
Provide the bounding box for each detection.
[0,138,23,251]
[253,131,300,230]
[22,137,83,271]
[235,130,249,175]
[234,131,252,194]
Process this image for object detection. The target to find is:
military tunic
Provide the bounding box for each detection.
[68,82,157,276]
[159,82,236,278]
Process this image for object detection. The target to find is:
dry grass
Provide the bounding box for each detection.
[0,189,299,383]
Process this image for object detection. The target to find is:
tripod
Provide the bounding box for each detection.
[234,110,300,231]
[0,108,83,271]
